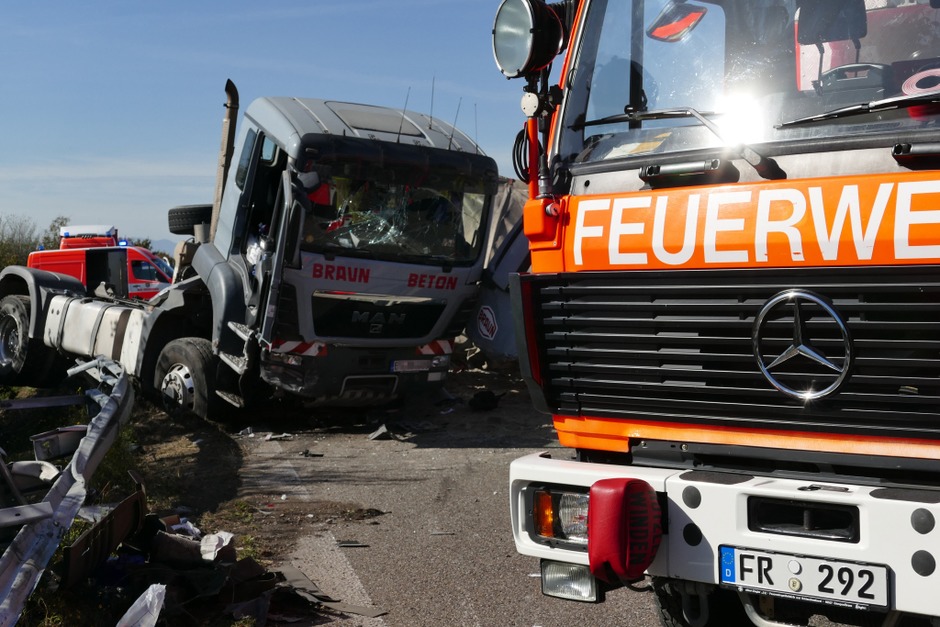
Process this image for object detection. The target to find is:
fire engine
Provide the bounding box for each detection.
[27,225,173,300]
[493,0,940,624]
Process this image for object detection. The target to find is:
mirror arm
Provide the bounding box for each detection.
[813,43,825,95]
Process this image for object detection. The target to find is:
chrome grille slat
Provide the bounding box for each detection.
[524,266,940,438]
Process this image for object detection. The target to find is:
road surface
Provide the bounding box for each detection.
[235,367,660,627]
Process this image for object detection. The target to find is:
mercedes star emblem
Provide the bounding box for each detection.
[752,290,853,401]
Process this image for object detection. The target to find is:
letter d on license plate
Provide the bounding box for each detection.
[719,546,889,609]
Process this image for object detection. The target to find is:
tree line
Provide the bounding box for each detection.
[0,215,67,268]
[0,214,163,267]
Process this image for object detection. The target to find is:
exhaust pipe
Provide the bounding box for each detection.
[209,79,239,243]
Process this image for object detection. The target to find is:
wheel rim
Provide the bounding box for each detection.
[0,316,19,367]
[161,362,195,411]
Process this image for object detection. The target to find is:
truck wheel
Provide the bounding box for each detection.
[652,577,752,627]
[0,295,54,386]
[155,337,217,419]
[168,204,212,236]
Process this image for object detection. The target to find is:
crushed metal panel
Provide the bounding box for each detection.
[61,474,147,589]
[31,425,88,461]
[0,503,53,528]
[0,359,133,627]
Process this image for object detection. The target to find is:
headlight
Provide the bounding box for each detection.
[531,486,589,546]
[540,560,600,602]
[492,0,565,79]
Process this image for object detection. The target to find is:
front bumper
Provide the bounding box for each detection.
[262,346,449,404]
[510,451,940,616]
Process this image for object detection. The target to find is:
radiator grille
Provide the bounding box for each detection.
[522,266,940,439]
[312,293,445,339]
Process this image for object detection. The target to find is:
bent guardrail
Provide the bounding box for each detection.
[0,358,133,626]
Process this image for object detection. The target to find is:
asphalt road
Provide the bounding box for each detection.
[235,368,660,627]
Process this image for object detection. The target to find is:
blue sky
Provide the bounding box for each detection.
[0,1,524,248]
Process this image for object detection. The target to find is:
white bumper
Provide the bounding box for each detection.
[510,451,940,616]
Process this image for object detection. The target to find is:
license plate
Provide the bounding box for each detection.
[719,546,889,609]
[391,359,430,373]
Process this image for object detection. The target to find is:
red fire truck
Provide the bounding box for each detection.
[492,0,940,624]
[27,225,172,300]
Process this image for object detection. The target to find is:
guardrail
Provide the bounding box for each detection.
[0,358,134,626]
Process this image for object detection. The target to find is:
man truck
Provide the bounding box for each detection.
[492,0,940,625]
[0,81,498,418]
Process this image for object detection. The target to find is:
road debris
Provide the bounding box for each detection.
[264,432,293,441]
[468,390,506,411]
[368,424,393,440]
[116,583,165,627]
[55,489,383,623]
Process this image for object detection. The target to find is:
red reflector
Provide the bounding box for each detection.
[588,478,662,583]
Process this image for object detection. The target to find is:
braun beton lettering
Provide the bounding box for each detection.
[312,263,371,284]
[570,178,940,269]
[408,273,459,290]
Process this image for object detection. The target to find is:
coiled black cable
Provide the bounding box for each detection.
[512,125,530,183]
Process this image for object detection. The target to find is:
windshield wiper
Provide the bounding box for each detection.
[396,253,456,268]
[777,90,940,128]
[575,107,785,180]
[315,242,377,260]
[574,107,719,130]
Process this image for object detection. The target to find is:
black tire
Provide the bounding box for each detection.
[0,295,55,386]
[154,337,218,419]
[168,204,213,236]
[652,577,752,627]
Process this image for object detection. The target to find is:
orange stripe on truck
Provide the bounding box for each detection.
[559,171,940,272]
[553,415,940,459]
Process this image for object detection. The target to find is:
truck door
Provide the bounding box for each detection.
[258,170,301,345]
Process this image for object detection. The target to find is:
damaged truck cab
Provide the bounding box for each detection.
[0,82,498,418]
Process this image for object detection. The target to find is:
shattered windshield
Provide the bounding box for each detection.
[561,0,940,164]
[298,157,489,266]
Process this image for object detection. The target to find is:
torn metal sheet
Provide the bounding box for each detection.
[31,425,88,461]
[0,358,134,627]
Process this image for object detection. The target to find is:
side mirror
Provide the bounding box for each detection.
[492,0,566,79]
[797,0,867,45]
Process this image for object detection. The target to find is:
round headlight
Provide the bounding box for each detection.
[492,0,564,79]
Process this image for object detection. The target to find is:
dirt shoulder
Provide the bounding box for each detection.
[132,360,536,566]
